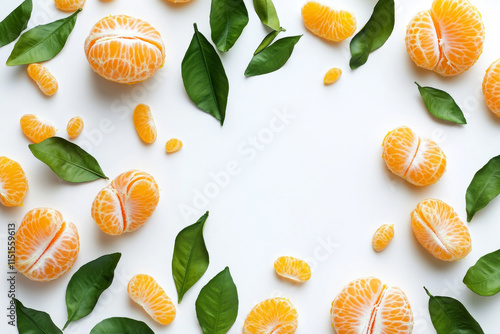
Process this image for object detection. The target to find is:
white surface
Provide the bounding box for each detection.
[1,0,500,333]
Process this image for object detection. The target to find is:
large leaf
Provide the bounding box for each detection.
[416,82,467,124]
[253,0,280,31]
[89,317,154,334]
[29,136,108,183]
[466,155,500,222]
[64,253,122,329]
[464,249,500,296]
[14,298,62,334]
[0,0,32,48]
[210,0,249,52]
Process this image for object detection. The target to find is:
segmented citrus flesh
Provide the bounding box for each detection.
[243,297,298,334]
[165,138,182,153]
[54,0,85,11]
[133,104,157,144]
[0,156,28,207]
[324,67,342,85]
[20,114,56,143]
[483,58,500,117]
[372,224,394,252]
[302,1,356,42]
[66,116,84,140]
[27,64,58,96]
[274,256,311,283]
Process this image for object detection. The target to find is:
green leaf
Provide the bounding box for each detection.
[63,253,122,330]
[7,8,81,66]
[466,155,500,222]
[416,82,467,124]
[424,287,484,334]
[253,0,280,31]
[210,0,249,52]
[464,249,500,296]
[172,211,210,303]
[0,0,32,48]
[14,298,62,334]
[28,136,108,183]
[253,27,285,55]
[245,35,301,77]
[349,0,394,69]
[89,317,154,334]
[182,23,229,126]
[196,267,238,334]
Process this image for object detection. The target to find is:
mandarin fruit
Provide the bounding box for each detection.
[27,63,58,96]
[372,224,394,252]
[133,104,157,144]
[243,297,298,334]
[323,67,342,85]
[66,116,84,139]
[54,0,85,11]
[165,138,182,154]
[301,1,356,42]
[274,256,311,283]
[483,58,500,116]
[20,114,56,143]
[0,157,28,207]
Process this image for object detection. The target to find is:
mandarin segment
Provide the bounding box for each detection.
[324,68,342,85]
[301,1,356,42]
[20,114,56,143]
[133,104,157,144]
[372,224,394,252]
[483,58,500,116]
[274,256,311,283]
[54,0,86,11]
[27,64,58,96]
[0,157,28,207]
[66,116,84,139]
[165,139,182,154]
[243,297,298,334]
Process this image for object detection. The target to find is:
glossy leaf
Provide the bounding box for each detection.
[196,267,238,334]
[466,155,500,222]
[245,35,301,77]
[172,211,210,303]
[416,82,467,124]
[253,0,280,31]
[464,249,500,296]
[350,0,394,69]
[89,317,154,334]
[0,0,32,48]
[14,298,62,334]
[29,136,108,183]
[210,0,249,52]
[182,23,229,125]
[7,8,81,66]
[254,27,285,55]
[424,288,484,334]
[64,253,122,329]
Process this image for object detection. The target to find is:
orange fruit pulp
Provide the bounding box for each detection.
[301,1,357,42]
[20,114,56,144]
[372,224,394,252]
[243,297,298,334]
[27,64,58,96]
[274,256,311,283]
[133,104,157,144]
[0,156,28,207]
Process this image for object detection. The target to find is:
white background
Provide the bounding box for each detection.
[1,0,500,332]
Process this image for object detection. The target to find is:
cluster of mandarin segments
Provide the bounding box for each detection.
[54,0,85,11]
[243,297,298,334]
[20,114,56,144]
[301,1,357,42]
[27,64,58,96]
[382,126,446,187]
[127,274,176,325]
[0,157,28,207]
[405,0,485,76]
[14,208,80,281]
[91,170,159,235]
[331,277,414,334]
[411,199,471,261]
[84,15,166,84]
[372,224,394,252]
[165,138,183,154]
[133,104,157,144]
[274,256,311,283]
[66,116,84,140]
[483,59,500,116]
[323,68,342,85]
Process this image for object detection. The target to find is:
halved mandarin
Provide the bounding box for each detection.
[0,157,28,207]
[274,256,311,283]
[20,114,56,144]
[243,297,298,334]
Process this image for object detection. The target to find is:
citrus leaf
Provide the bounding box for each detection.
[254,27,285,55]
[253,0,280,31]
[464,249,500,296]
[89,317,154,334]
[28,136,108,183]
[416,82,467,124]
[196,267,238,334]
[0,0,32,48]
[7,8,81,66]
[466,155,500,222]
[172,211,210,303]
[64,253,122,330]
[210,0,249,52]
[14,298,62,334]
[182,23,229,125]
[350,0,394,69]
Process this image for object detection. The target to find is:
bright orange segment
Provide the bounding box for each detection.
[84,15,166,84]
[133,104,157,144]
[27,64,58,96]
[20,114,56,143]
[128,274,176,325]
[302,1,356,42]
[0,157,28,207]
[165,138,182,154]
[54,0,85,11]
[405,0,485,76]
[14,208,80,281]
[324,68,342,85]
[91,170,160,235]
[66,116,84,140]
[411,199,471,261]
[382,126,446,186]
[274,256,311,283]
[166,0,193,3]
[372,224,394,252]
[331,277,413,334]
[243,298,298,334]
[483,58,500,117]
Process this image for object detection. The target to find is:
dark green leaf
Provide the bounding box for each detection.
[14,298,62,334]
[196,267,238,334]
[424,287,484,334]
[254,27,285,55]
[253,0,280,31]
[0,0,32,48]
[464,249,500,296]
[28,136,108,183]
[7,8,81,66]
[173,211,210,303]
[182,23,229,125]
[89,317,154,334]
[416,82,467,124]
[349,0,394,69]
[245,35,301,77]
[210,0,249,52]
[466,155,500,222]
[64,253,122,330]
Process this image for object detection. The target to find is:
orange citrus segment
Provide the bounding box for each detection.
[372,224,394,252]
[243,297,298,334]
[165,139,182,153]
[20,114,56,143]
[0,157,28,207]
[133,104,157,144]
[27,64,58,96]
[54,0,85,11]
[411,199,471,261]
[301,1,356,42]
[483,58,500,116]
[67,116,84,139]
[274,256,311,283]
[324,68,342,85]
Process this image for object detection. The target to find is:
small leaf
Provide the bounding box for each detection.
[7,8,81,66]
[210,0,249,52]
[464,249,500,296]
[196,267,238,334]
[349,0,394,69]
[28,136,108,183]
[14,298,62,334]
[424,287,484,334]
[182,23,229,125]
[416,82,467,124]
[253,0,280,31]
[172,211,210,303]
[0,0,32,48]
[466,155,500,222]
[89,317,154,334]
[245,35,301,77]
[254,27,285,55]
[64,253,122,330]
